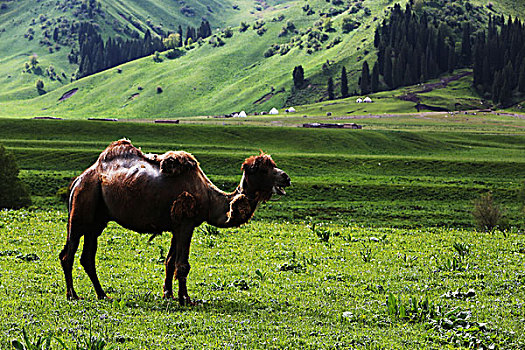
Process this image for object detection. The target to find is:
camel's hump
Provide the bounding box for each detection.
[98,139,145,162]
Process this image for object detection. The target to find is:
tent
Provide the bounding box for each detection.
[269,108,279,115]
[356,98,363,103]
[286,107,296,113]
[363,97,372,103]
[238,111,247,117]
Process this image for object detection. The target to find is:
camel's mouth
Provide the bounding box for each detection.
[272,185,286,196]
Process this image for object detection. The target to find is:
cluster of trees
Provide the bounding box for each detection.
[77,20,212,78]
[77,23,164,78]
[473,15,525,105]
[362,3,471,95]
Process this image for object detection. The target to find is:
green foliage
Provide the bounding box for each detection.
[239,21,249,32]
[165,48,185,59]
[11,328,52,350]
[327,77,334,100]
[35,79,44,91]
[199,223,220,236]
[0,144,31,209]
[359,243,374,262]
[341,17,360,33]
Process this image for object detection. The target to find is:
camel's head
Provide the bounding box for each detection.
[241,152,291,200]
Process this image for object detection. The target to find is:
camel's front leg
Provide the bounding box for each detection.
[165,192,198,305]
[163,234,177,299]
[163,222,194,304]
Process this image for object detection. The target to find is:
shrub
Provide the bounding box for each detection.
[165,48,185,59]
[223,27,233,38]
[252,20,265,30]
[153,51,162,62]
[342,17,360,33]
[239,21,249,32]
[156,86,163,93]
[472,192,503,231]
[0,144,31,209]
[264,47,275,58]
[36,79,44,90]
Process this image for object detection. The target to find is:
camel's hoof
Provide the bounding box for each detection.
[97,294,111,300]
[66,293,82,301]
[179,295,195,306]
[163,291,174,299]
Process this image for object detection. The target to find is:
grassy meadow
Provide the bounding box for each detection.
[0,115,524,348]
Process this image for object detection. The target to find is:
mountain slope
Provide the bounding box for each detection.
[0,0,523,118]
[0,0,287,102]
[0,0,395,118]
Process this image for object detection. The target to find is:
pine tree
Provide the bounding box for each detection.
[482,56,491,92]
[293,65,304,89]
[519,60,525,93]
[178,26,184,47]
[492,71,502,104]
[461,22,472,66]
[420,53,428,82]
[360,61,371,95]
[384,52,393,89]
[340,66,349,98]
[327,77,335,100]
[371,62,379,92]
[448,42,456,74]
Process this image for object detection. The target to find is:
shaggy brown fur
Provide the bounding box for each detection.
[59,139,290,305]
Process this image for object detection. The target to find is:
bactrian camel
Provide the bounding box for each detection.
[59,139,291,305]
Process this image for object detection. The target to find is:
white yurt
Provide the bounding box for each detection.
[238,110,247,117]
[269,107,279,115]
[356,98,363,103]
[363,97,372,103]
[286,107,296,113]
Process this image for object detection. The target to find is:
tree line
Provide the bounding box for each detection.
[473,15,525,106]
[77,20,212,78]
[360,2,471,95]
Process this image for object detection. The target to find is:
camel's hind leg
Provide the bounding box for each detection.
[80,227,108,299]
[59,171,107,300]
[59,231,81,300]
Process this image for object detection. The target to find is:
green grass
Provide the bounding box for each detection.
[1,117,524,228]
[1,210,524,348]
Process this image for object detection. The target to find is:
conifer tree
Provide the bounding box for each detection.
[360,61,371,94]
[340,66,349,98]
[293,65,305,89]
[519,60,525,93]
[448,41,456,74]
[461,22,472,66]
[327,77,335,100]
[371,62,379,92]
[384,52,393,89]
[492,71,502,104]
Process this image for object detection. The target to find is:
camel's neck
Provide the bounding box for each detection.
[206,174,263,228]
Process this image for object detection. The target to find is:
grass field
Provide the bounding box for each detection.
[1,116,524,229]
[0,116,524,348]
[1,210,524,349]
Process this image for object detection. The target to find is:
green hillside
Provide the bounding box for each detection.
[0,0,290,102]
[0,0,524,118]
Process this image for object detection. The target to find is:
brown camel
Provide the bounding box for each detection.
[59,139,291,305]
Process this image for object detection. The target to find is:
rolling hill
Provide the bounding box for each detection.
[0,0,523,119]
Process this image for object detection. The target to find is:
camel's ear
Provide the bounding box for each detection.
[242,162,256,174]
